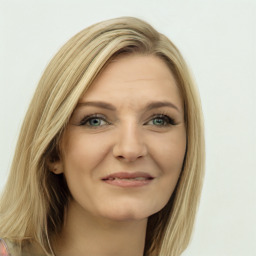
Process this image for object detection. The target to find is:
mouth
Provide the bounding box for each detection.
[101,172,154,188]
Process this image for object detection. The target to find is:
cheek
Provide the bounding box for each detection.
[162,141,186,171]
[150,128,186,173]
[61,131,110,173]
[150,129,186,202]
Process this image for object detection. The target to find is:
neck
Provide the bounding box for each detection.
[52,201,147,256]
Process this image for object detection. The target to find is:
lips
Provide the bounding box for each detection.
[101,172,154,188]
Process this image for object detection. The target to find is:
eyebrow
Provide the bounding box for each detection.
[145,101,180,112]
[76,100,180,112]
[76,101,116,111]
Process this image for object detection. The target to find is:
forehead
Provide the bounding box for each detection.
[79,54,183,109]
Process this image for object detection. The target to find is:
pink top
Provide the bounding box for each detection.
[0,239,9,256]
[0,238,46,256]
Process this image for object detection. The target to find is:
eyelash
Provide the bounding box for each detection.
[148,114,176,126]
[79,114,109,127]
[78,113,176,128]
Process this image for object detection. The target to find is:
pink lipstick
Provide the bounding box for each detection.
[101,172,154,188]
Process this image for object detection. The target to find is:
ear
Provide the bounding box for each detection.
[46,157,64,175]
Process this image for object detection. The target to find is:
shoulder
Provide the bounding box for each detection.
[0,238,47,256]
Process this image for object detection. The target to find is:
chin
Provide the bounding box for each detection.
[99,205,160,222]
[105,212,148,222]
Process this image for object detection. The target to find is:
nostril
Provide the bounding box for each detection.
[112,131,148,161]
[114,151,146,162]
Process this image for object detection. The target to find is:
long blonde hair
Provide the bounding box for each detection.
[0,17,204,256]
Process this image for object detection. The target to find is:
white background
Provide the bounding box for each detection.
[0,0,255,255]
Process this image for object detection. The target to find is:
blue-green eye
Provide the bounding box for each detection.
[79,115,108,127]
[152,118,165,126]
[147,115,176,126]
[88,118,106,126]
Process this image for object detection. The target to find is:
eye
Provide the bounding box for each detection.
[79,114,109,127]
[146,114,176,126]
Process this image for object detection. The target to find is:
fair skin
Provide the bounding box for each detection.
[51,54,186,256]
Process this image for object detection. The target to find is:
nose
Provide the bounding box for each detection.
[112,122,148,162]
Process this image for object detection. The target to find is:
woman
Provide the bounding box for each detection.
[0,17,204,256]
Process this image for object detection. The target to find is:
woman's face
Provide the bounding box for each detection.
[58,54,186,221]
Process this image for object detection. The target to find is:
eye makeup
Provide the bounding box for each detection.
[79,114,110,127]
[69,103,181,130]
[145,114,177,126]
